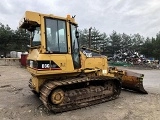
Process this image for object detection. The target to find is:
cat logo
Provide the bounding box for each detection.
[83,51,92,57]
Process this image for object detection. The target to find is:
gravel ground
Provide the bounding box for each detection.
[0,66,160,120]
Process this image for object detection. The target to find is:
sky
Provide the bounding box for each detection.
[0,0,160,38]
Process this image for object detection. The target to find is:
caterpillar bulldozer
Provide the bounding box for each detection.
[19,11,147,113]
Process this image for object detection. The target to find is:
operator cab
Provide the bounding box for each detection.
[19,11,81,70]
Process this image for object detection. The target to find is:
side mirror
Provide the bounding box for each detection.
[75,31,79,39]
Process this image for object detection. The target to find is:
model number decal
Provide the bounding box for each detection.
[42,64,50,68]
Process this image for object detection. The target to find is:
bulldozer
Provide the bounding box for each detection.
[19,11,147,113]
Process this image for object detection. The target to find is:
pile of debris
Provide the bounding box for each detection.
[109,49,159,69]
[112,49,145,64]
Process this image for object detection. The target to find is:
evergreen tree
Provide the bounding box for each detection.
[0,23,29,57]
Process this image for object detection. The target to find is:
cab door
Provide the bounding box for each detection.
[70,24,81,69]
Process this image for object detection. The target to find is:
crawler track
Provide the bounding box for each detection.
[40,76,121,113]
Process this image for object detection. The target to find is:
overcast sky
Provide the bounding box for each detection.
[0,0,160,38]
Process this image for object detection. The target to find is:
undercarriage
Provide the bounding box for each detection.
[39,76,121,113]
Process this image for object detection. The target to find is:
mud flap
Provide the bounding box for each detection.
[121,70,148,94]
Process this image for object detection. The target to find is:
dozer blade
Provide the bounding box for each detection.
[120,70,148,94]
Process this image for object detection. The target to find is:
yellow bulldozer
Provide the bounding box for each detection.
[19,11,147,113]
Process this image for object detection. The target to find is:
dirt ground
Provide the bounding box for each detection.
[0,66,160,120]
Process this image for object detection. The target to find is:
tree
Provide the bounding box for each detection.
[121,33,132,50]
[78,27,160,59]
[78,28,89,47]
[108,31,122,55]
[0,23,13,57]
[0,23,29,57]
[78,27,108,52]
[140,32,160,60]
[152,32,160,59]
[12,28,30,52]
[140,37,153,58]
[91,27,107,51]
[130,33,144,52]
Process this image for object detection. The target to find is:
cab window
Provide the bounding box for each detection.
[45,18,67,53]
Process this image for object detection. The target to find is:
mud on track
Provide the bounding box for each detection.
[0,66,160,120]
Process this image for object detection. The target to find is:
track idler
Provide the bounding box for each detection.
[50,89,65,104]
[121,70,148,94]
